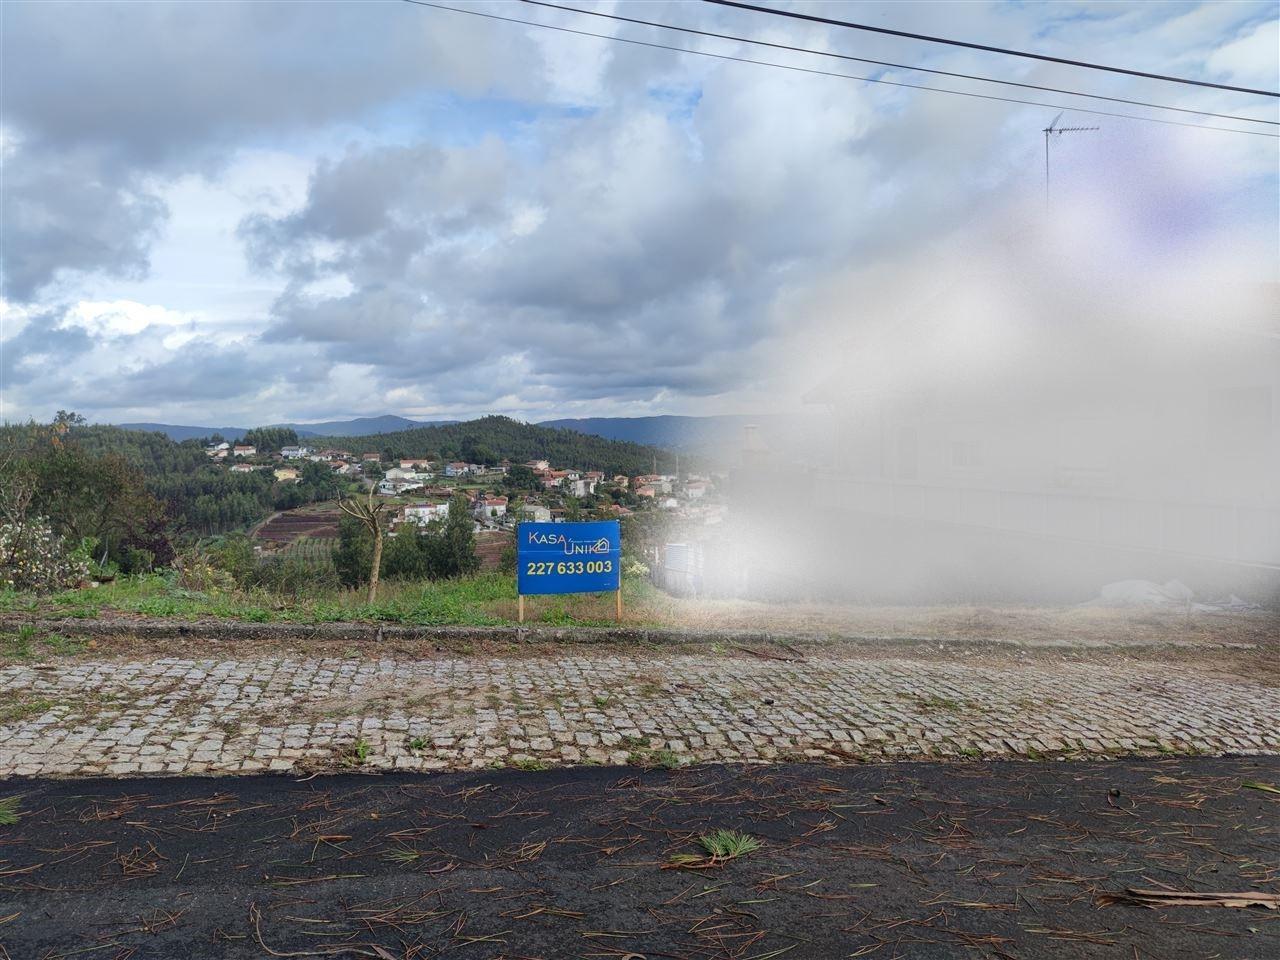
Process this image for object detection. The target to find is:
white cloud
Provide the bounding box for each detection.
[1,0,1275,425]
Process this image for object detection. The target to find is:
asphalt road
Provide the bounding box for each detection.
[2,758,1278,959]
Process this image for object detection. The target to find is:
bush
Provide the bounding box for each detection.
[256,552,339,598]
[0,517,90,593]
[173,547,235,594]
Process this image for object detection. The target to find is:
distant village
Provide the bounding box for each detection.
[203,440,726,534]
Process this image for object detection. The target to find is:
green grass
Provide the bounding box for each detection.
[628,747,683,770]
[24,570,664,629]
[510,758,550,771]
[0,698,54,725]
[1,625,39,659]
[349,739,371,765]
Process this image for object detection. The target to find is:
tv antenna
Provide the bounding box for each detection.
[1043,112,1099,204]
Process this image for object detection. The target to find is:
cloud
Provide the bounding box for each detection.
[1,145,168,301]
[1,0,1275,424]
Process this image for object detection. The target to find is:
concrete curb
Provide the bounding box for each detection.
[0,615,1260,651]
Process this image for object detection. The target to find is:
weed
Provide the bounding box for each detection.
[42,633,87,655]
[629,747,682,770]
[348,738,371,765]
[1,625,39,660]
[592,695,612,709]
[0,698,54,725]
[511,757,549,771]
[407,736,427,751]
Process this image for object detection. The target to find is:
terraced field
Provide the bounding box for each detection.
[277,536,339,564]
[254,505,341,546]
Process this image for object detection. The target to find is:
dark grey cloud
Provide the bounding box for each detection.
[2,148,168,301]
[76,338,322,409]
[0,309,96,386]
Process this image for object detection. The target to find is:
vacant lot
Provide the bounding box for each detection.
[1,759,1277,959]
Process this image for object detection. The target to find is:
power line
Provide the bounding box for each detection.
[522,0,1276,127]
[704,0,1280,99]
[401,1,1279,138]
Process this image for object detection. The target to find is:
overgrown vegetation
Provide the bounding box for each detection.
[0,567,662,631]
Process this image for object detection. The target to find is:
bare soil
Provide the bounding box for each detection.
[2,758,1278,959]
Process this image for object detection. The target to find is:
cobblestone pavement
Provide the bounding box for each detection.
[2,651,1277,777]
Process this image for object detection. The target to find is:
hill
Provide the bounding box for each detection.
[117,422,253,442]
[114,416,457,442]
[538,414,829,461]
[311,416,675,476]
[537,415,759,450]
[288,415,457,436]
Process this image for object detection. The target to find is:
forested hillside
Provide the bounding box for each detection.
[312,416,675,476]
[0,418,341,563]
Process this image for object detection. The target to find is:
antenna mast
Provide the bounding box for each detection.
[1043,112,1099,204]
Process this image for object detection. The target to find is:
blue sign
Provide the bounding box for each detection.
[517,520,621,596]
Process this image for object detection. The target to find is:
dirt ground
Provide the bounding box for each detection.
[2,758,1278,959]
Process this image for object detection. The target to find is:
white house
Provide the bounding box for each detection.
[401,502,451,526]
[472,496,508,520]
[281,445,311,459]
[233,444,256,457]
[378,478,424,496]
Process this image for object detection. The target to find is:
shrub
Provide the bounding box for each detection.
[172,547,235,594]
[0,517,90,593]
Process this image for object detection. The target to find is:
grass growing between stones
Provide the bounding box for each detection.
[0,698,54,725]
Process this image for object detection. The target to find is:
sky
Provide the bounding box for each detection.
[1,0,1276,428]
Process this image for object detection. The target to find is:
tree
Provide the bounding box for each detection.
[8,439,174,571]
[381,523,428,580]
[436,494,480,578]
[243,426,299,453]
[504,464,541,492]
[336,489,387,603]
[300,459,340,500]
[332,514,372,588]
